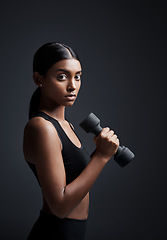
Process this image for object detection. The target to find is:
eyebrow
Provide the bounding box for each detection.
[56,69,82,74]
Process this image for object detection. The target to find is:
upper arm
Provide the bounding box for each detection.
[24,118,66,215]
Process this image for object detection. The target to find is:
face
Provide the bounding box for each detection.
[39,59,82,107]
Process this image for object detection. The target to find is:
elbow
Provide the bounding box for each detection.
[43,187,72,219]
[49,197,72,219]
[54,212,68,219]
[50,205,70,219]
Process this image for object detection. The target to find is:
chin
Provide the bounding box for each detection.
[65,101,75,106]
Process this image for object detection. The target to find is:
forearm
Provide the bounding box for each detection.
[58,149,109,218]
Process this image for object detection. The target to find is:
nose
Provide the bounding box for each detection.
[67,79,76,91]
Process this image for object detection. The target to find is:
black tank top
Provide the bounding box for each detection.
[26,111,90,185]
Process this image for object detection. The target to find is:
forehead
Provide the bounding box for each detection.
[51,59,81,72]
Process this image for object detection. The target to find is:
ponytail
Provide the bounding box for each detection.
[29,87,41,120]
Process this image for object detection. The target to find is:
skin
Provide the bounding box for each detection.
[23,58,119,220]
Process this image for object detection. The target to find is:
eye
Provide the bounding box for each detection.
[75,75,81,81]
[57,74,67,81]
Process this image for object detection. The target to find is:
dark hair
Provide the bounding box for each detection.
[29,42,80,119]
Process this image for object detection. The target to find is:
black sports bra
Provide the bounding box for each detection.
[26,111,90,185]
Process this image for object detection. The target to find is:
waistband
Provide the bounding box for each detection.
[40,210,88,223]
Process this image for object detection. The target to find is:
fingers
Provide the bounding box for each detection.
[94,127,119,143]
[101,127,114,136]
[101,127,115,139]
[107,131,115,139]
[102,127,119,143]
[93,127,120,159]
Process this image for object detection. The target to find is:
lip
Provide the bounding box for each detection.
[65,94,76,101]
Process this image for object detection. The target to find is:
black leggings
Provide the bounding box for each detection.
[27,210,88,240]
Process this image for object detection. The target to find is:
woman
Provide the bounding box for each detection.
[23,42,119,240]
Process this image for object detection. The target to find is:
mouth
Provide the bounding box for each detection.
[65,94,76,101]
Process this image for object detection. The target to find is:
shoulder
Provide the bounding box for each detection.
[23,117,62,162]
[24,116,62,148]
[24,117,54,136]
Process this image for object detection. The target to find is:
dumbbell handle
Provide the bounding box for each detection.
[79,113,135,167]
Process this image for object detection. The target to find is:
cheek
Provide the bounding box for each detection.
[48,80,65,92]
[44,82,65,99]
[77,81,81,91]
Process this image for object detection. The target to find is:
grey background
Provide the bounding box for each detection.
[0,0,166,239]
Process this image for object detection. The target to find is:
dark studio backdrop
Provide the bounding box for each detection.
[0,0,166,239]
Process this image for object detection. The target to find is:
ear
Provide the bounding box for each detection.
[33,72,44,87]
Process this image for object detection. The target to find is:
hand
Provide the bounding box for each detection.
[93,127,120,162]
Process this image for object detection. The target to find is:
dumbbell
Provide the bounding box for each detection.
[79,113,135,167]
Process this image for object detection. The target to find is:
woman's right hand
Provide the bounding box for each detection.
[93,127,120,162]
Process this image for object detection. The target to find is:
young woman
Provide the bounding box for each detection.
[23,42,119,240]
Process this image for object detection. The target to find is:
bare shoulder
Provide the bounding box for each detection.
[24,117,54,135]
[23,117,62,162]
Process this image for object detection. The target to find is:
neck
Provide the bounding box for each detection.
[39,101,66,121]
[40,107,66,121]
